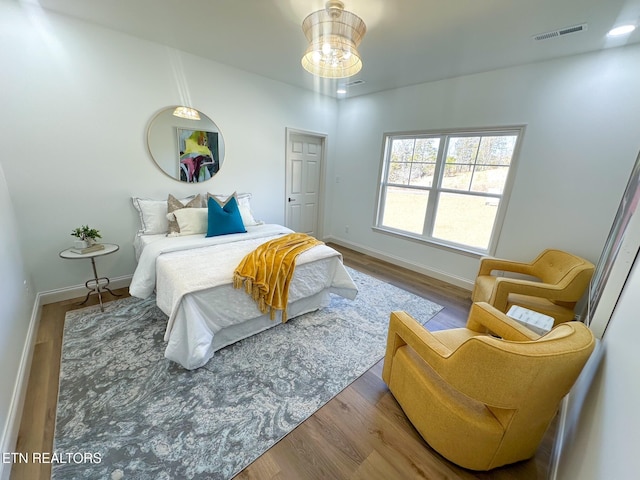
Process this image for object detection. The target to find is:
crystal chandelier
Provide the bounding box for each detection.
[301,1,367,79]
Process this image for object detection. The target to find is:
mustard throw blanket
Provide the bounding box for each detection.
[233,233,323,322]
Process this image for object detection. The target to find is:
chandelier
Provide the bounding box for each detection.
[301,1,367,79]
[172,106,200,120]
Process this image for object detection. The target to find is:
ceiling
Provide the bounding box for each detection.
[20,0,640,97]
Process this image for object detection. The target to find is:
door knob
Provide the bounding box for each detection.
[288,197,294,202]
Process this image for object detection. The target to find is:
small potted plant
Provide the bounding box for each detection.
[71,225,102,249]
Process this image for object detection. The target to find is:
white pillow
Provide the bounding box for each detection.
[172,207,208,236]
[132,195,196,235]
[207,192,262,226]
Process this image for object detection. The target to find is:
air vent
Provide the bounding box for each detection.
[345,79,365,87]
[533,23,588,41]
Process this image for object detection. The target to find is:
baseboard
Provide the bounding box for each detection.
[38,275,132,305]
[0,293,42,480]
[324,236,474,291]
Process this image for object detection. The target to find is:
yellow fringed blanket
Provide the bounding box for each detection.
[233,233,323,322]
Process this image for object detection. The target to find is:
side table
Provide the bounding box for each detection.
[59,243,121,311]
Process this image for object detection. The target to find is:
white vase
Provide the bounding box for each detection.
[74,239,89,249]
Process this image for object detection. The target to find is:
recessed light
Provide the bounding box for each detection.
[336,88,347,95]
[607,24,636,37]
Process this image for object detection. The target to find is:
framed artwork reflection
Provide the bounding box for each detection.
[587,150,640,337]
[177,128,220,183]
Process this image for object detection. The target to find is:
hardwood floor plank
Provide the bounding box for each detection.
[325,386,467,480]
[12,341,51,480]
[233,453,282,480]
[343,363,387,407]
[349,449,406,480]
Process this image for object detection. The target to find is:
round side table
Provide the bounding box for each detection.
[59,243,121,311]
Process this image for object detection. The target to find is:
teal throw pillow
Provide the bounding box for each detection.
[206,195,247,237]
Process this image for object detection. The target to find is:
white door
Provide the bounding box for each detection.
[285,131,324,237]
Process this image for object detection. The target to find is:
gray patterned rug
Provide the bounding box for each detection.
[53,267,444,479]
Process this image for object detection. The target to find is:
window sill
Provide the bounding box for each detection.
[371,226,486,258]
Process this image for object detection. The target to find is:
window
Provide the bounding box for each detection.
[375,128,523,254]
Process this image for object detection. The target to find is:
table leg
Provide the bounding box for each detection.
[77,257,121,312]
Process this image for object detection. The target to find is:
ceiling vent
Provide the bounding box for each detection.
[345,79,365,87]
[533,23,588,41]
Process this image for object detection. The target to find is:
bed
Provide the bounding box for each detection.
[129,223,358,369]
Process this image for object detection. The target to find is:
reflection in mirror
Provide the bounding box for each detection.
[147,106,225,182]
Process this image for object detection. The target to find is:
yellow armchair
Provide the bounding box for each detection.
[382,303,595,471]
[472,249,594,325]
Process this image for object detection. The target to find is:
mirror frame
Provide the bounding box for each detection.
[146,106,225,182]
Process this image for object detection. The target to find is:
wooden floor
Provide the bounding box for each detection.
[10,244,557,480]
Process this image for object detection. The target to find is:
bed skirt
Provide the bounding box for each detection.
[165,287,337,369]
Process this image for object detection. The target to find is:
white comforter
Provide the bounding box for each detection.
[130,224,294,299]
[129,224,358,369]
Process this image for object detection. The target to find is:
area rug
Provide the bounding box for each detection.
[52,267,444,479]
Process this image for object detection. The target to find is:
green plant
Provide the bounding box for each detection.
[71,225,102,241]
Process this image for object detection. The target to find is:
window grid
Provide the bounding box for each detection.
[376,128,522,254]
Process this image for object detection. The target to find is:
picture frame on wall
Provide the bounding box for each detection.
[587,150,640,337]
[177,128,220,183]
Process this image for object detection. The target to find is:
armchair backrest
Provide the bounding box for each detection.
[443,322,595,410]
[530,249,595,304]
[445,321,594,469]
[530,249,593,284]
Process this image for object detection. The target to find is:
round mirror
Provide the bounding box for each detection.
[147,106,225,182]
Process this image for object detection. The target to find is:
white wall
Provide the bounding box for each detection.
[0,163,37,479]
[327,45,640,286]
[0,2,338,294]
[555,254,640,479]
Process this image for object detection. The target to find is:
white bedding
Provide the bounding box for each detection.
[129,224,358,369]
[133,233,165,262]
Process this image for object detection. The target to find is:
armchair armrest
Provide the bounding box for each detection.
[465,302,539,341]
[491,277,567,311]
[477,256,534,276]
[382,309,532,409]
[382,311,454,385]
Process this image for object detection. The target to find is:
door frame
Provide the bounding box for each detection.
[285,127,328,239]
